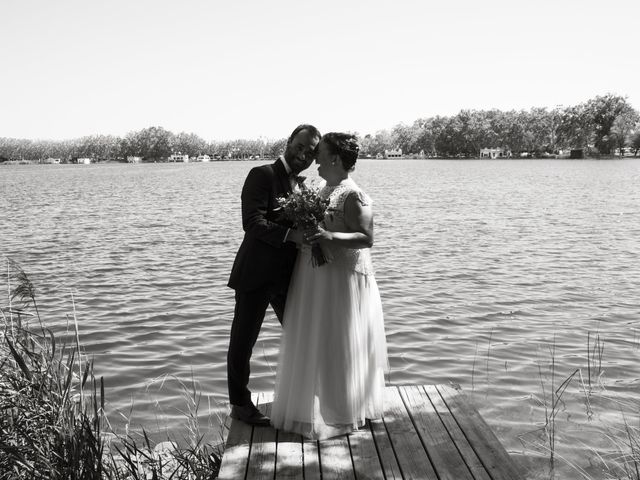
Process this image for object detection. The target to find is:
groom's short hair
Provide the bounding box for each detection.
[287,124,321,146]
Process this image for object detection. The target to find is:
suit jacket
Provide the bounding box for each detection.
[228,159,298,292]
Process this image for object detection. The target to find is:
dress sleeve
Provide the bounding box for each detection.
[348,189,372,207]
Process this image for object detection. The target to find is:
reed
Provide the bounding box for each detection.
[1,259,106,478]
[471,340,479,392]
[534,336,580,467]
[582,413,640,480]
[0,260,223,479]
[586,330,605,392]
[510,331,640,479]
[470,329,492,395]
[600,415,640,480]
[485,328,493,396]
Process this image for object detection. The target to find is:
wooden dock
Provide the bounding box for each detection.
[217,384,522,479]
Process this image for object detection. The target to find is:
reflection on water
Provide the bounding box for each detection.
[2,159,640,478]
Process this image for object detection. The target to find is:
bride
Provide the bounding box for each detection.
[270,132,388,440]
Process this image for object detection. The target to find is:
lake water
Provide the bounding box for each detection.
[2,159,640,479]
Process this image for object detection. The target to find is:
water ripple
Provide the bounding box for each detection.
[2,160,640,477]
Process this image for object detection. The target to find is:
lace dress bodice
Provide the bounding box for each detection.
[318,179,374,276]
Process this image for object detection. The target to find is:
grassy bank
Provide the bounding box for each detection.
[0,260,223,479]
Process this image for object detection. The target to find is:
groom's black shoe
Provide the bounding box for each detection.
[230,403,270,426]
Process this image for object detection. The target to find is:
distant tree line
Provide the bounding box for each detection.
[360,94,640,158]
[1,94,639,163]
[0,127,288,163]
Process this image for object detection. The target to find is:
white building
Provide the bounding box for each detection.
[77,158,92,164]
[169,154,189,162]
[479,148,512,159]
[384,149,402,159]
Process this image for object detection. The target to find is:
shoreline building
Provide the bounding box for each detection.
[384,148,402,159]
[479,148,512,159]
[169,154,189,162]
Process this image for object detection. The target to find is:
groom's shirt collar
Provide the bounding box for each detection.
[279,155,293,175]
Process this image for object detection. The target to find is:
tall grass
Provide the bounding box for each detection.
[0,260,223,479]
[1,259,105,478]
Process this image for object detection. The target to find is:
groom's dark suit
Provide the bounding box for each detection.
[227,158,297,406]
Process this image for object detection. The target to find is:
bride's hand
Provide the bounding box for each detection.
[306,226,332,244]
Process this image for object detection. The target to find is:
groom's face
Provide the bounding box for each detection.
[284,130,320,174]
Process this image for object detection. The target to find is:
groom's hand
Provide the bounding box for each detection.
[286,229,305,246]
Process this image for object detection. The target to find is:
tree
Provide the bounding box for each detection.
[522,107,556,155]
[0,138,22,160]
[412,119,437,156]
[171,132,207,157]
[73,135,123,160]
[391,123,419,154]
[266,138,287,158]
[630,131,640,156]
[359,134,374,157]
[610,110,640,154]
[458,110,502,155]
[556,103,594,152]
[500,110,528,154]
[123,127,173,161]
[371,130,393,157]
[585,94,636,154]
[422,116,447,157]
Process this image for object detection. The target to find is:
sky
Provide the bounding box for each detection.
[1,0,639,141]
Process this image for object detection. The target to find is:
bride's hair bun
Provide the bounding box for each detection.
[322,132,359,171]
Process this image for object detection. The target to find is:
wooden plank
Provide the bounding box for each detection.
[219,386,519,480]
[382,386,438,479]
[275,429,304,479]
[303,438,321,480]
[319,434,355,480]
[436,385,522,480]
[266,391,316,479]
[347,421,385,480]
[216,408,253,480]
[369,417,403,480]
[399,385,474,480]
[424,385,491,480]
[245,393,277,479]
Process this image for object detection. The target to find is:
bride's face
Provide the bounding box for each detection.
[315,141,339,180]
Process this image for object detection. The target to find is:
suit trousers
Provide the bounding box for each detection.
[227,287,286,406]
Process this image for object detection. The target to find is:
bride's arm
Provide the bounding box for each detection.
[308,193,374,249]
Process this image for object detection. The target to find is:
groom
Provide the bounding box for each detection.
[227,124,321,425]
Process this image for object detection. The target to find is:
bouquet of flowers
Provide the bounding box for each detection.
[278,187,330,267]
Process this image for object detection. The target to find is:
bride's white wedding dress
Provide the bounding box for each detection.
[271,178,388,440]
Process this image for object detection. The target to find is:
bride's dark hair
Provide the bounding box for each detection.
[322,132,359,171]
